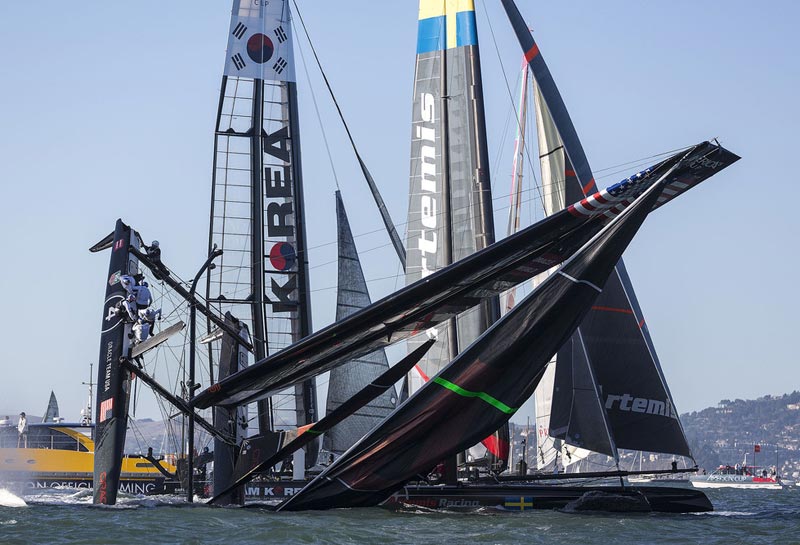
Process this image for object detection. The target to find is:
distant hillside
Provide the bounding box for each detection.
[681,391,800,479]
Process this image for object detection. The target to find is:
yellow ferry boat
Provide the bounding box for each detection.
[0,421,179,495]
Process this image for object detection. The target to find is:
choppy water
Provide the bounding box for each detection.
[0,487,797,545]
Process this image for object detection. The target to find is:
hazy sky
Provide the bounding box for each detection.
[0,1,797,424]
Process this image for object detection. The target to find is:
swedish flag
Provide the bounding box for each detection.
[416,0,478,53]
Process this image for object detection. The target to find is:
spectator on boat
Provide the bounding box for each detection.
[17,412,28,448]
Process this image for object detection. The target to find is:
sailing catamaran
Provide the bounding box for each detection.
[89,0,738,513]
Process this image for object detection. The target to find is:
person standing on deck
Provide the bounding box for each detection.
[17,412,28,447]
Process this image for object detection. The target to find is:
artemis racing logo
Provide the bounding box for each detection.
[605,393,678,420]
[689,157,723,170]
[416,92,438,278]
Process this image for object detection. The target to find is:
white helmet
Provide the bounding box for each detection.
[151,240,159,249]
[120,275,134,291]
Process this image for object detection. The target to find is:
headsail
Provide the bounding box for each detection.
[206,0,318,465]
[278,169,672,511]
[322,192,397,458]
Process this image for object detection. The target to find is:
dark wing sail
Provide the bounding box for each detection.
[323,192,397,456]
[192,148,729,410]
[278,172,668,511]
[93,219,140,505]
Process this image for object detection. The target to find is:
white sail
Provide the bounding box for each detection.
[530,78,595,471]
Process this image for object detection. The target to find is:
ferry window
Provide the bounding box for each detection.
[136,462,155,468]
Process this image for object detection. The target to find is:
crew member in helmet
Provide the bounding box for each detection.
[106,274,139,322]
[134,307,161,342]
[132,281,152,310]
[145,240,169,279]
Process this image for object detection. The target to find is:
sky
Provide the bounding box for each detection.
[0,1,797,424]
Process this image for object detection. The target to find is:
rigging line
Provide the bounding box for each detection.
[291,0,406,270]
[295,19,341,191]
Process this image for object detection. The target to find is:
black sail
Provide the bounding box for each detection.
[278,171,669,511]
[322,192,397,457]
[93,219,139,505]
[500,0,739,461]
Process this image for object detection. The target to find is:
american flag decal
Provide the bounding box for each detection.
[232,53,246,71]
[100,398,114,422]
[232,22,247,39]
[274,26,287,43]
[567,169,651,219]
[273,57,288,74]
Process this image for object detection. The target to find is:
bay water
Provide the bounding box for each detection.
[0,487,797,544]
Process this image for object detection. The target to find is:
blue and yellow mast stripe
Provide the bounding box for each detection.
[417,0,478,53]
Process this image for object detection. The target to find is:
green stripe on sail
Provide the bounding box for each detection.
[433,377,517,415]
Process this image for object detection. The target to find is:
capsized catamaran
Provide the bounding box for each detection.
[192,144,717,410]
[277,154,700,511]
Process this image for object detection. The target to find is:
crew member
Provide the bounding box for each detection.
[145,241,169,279]
[134,307,161,342]
[133,281,152,309]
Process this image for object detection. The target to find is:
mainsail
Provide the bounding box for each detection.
[406,0,505,468]
[322,192,397,458]
[406,0,497,391]
[206,0,318,466]
[278,169,675,511]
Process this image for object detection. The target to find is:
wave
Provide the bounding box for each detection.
[0,488,27,508]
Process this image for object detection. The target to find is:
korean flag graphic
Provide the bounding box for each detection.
[224,0,296,82]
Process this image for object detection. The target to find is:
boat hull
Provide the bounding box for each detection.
[690,477,784,490]
[384,483,714,513]
[0,473,179,496]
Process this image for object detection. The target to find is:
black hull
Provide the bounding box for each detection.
[384,483,712,514]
